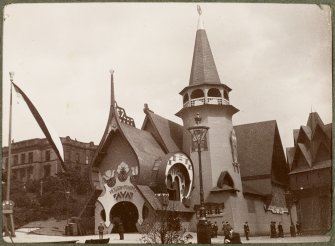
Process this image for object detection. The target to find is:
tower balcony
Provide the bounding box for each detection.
[183,97,229,108]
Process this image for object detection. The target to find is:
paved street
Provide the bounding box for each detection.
[3,228,332,244]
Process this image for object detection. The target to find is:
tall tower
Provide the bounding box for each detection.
[176,7,242,227]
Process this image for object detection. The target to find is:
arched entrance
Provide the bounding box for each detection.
[110,201,138,233]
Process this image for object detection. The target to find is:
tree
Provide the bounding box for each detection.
[140,208,192,244]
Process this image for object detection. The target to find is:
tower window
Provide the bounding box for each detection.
[183,94,189,104]
[223,91,229,101]
[208,88,221,97]
[191,89,204,99]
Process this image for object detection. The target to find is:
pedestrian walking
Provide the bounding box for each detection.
[277,222,284,238]
[244,221,250,240]
[98,222,104,239]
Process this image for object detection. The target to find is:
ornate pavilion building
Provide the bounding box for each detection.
[81,10,293,236]
[286,112,332,234]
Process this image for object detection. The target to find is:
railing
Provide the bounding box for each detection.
[183,97,229,108]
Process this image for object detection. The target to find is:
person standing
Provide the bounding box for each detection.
[224,228,241,244]
[244,221,250,240]
[213,222,218,238]
[277,222,284,238]
[296,221,301,236]
[98,222,104,239]
[118,221,124,240]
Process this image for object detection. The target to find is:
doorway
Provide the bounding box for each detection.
[110,201,138,232]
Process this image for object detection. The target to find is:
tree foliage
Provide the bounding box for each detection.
[4,167,91,228]
[140,210,192,244]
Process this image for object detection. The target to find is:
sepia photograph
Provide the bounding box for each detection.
[1,2,332,244]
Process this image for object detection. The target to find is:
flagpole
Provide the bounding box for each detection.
[6,73,13,201]
[4,72,16,237]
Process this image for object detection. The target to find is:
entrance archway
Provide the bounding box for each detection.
[110,201,138,232]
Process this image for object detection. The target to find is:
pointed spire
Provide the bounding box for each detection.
[109,69,115,106]
[189,6,221,86]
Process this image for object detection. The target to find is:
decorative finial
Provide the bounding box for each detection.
[9,72,14,82]
[109,69,114,75]
[197,6,204,30]
[197,5,202,15]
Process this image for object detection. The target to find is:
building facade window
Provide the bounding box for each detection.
[13,155,18,165]
[44,165,51,177]
[28,152,33,163]
[247,198,256,213]
[76,153,80,163]
[20,168,26,179]
[45,150,50,161]
[28,166,34,179]
[21,153,26,164]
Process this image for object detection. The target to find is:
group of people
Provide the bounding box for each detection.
[223,221,242,244]
[98,221,124,240]
[210,222,219,238]
[270,221,284,238]
[270,221,302,238]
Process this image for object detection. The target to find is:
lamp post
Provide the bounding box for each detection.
[65,190,70,225]
[188,113,211,244]
[285,189,296,237]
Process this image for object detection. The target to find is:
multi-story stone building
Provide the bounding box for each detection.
[286,112,332,234]
[2,137,98,182]
[81,10,293,236]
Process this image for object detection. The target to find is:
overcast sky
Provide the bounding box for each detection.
[2,2,332,152]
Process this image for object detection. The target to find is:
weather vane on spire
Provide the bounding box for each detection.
[197,5,202,15]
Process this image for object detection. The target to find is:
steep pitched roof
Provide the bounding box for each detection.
[234,120,277,177]
[136,185,163,210]
[189,28,221,86]
[307,112,325,132]
[242,179,272,197]
[286,147,295,171]
[300,126,312,141]
[142,110,184,153]
[297,143,312,168]
[293,129,299,145]
[119,122,165,185]
[324,123,332,139]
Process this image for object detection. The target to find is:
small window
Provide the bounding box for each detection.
[45,150,50,161]
[20,168,26,179]
[183,94,189,104]
[44,165,51,177]
[28,166,34,179]
[86,155,89,164]
[28,152,33,163]
[21,153,26,164]
[76,153,80,163]
[223,91,229,100]
[247,199,256,213]
[13,155,18,165]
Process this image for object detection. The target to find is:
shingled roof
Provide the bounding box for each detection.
[189,28,221,86]
[119,122,165,186]
[142,110,184,153]
[234,120,277,177]
[234,120,288,196]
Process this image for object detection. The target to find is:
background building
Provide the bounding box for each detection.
[2,137,98,182]
[286,112,332,234]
